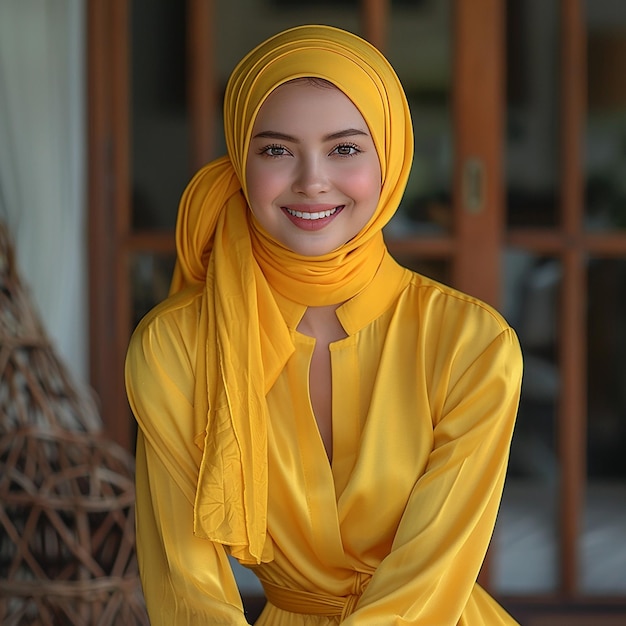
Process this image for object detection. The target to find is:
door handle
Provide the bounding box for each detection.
[462,157,485,214]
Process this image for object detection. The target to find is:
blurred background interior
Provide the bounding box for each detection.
[0,1,625,624]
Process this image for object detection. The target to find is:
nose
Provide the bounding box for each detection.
[291,156,329,196]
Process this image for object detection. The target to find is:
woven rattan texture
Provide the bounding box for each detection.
[0,223,148,624]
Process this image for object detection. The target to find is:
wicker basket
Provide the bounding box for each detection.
[0,222,148,624]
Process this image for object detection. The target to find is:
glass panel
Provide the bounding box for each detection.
[498,0,563,594]
[131,252,176,328]
[131,0,190,231]
[493,252,561,594]
[583,258,626,594]
[505,0,559,229]
[583,2,626,595]
[390,256,451,287]
[386,0,453,238]
[215,2,362,100]
[586,4,626,232]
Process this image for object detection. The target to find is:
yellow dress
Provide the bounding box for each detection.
[126,255,523,625]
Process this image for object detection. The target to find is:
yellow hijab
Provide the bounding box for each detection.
[170,24,414,564]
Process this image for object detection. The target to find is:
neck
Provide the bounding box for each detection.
[297,303,347,343]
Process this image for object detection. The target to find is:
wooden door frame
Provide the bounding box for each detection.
[452,0,505,308]
[87,0,132,449]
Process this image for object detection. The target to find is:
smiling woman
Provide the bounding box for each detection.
[125,24,523,626]
[246,80,381,256]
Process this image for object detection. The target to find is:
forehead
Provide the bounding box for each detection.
[251,81,369,132]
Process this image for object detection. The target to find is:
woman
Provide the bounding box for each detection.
[125,24,523,625]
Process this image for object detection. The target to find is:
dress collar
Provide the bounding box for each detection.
[270,251,411,336]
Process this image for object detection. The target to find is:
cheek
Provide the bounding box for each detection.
[246,162,290,210]
[246,165,271,212]
[342,165,382,202]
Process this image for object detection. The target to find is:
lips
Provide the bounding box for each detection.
[281,204,344,230]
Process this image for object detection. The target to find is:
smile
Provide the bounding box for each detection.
[284,206,340,220]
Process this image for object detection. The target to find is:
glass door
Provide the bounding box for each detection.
[492,2,626,621]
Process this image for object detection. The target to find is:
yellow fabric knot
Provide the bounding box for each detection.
[260,571,371,619]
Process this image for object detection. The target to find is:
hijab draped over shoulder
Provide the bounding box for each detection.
[169,24,414,564]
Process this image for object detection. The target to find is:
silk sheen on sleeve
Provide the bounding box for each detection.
[343,323,522,626]
[125,293,249,625]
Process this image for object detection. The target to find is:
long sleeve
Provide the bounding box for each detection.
[344,327,522,625]
[125,294,249,625]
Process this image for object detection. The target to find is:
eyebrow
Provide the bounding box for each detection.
[252,128,369,142]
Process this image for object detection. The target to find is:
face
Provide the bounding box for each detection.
[246,80,382,257]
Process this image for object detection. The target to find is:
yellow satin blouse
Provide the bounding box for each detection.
[126,254,523,625]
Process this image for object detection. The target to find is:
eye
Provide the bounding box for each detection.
[258,144,291,157]
[331,143,360,157]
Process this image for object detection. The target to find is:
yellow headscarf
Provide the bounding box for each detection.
[170,24,413,564]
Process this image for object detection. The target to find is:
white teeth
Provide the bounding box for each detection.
[285,207,338,220]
